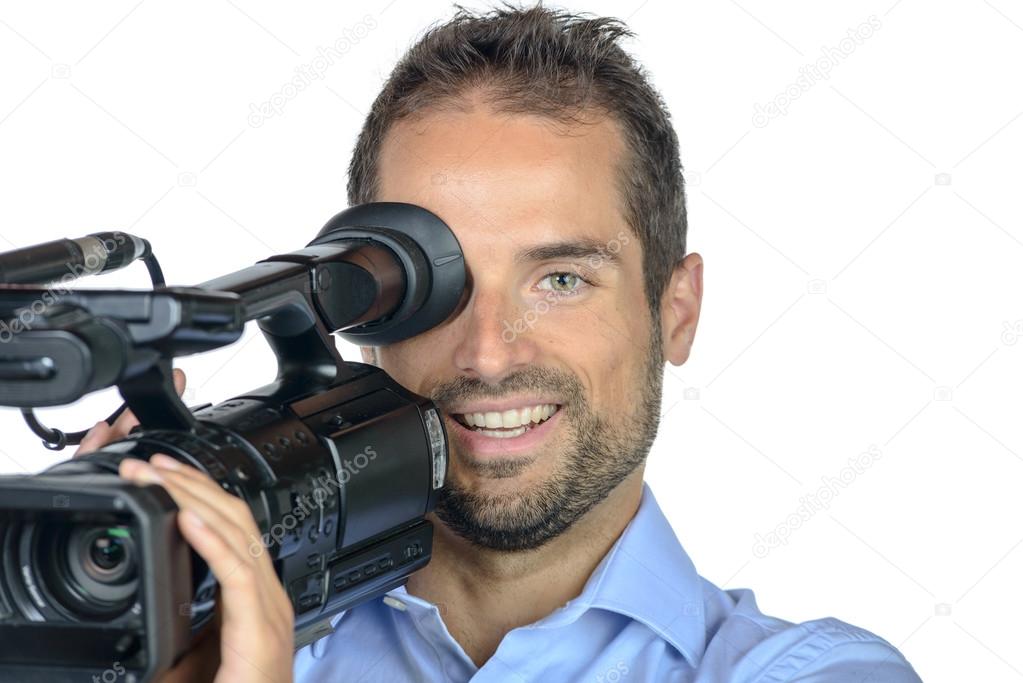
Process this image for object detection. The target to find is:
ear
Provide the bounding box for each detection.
[360,346,379,366]
[659,252,703,366]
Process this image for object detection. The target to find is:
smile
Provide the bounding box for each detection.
[452,403,561,439]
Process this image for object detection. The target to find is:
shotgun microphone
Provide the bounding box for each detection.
[0,231,148,285]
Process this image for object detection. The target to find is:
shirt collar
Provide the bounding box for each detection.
[529,482,706,666]
[330,482,707,666]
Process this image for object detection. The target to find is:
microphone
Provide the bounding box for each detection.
[0,231,149,285]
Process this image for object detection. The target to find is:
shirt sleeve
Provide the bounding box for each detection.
[732,617,922,683]
[781,639,923,682]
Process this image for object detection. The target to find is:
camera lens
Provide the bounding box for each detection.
[35,521,139,619]
[82,527,133,581]
[68,525,137,604]
[90,534,125,569]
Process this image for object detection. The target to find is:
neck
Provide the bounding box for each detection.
[405,469,645,667]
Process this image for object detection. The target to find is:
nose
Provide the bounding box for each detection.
[450,285,540,384]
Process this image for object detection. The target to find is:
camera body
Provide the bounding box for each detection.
[0,203,465,682]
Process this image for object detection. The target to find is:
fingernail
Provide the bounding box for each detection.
[150,454,181,470]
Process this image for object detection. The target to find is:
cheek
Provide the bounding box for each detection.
[376,339,431,392]
[565,306,654,408]
[376,328,466,398]
[544,296,642,360]
[536,309,635,405]
[544,295,622,335]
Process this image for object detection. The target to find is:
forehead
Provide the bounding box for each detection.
[375,102,629,249]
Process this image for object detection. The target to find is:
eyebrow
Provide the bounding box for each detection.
[513,238,622,269]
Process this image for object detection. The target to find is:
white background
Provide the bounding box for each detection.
[1,2,1021,680]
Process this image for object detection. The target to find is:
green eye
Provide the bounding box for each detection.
[539,272,584,293]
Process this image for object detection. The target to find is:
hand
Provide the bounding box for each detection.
[75,369,295,683]
[121,455,295,683]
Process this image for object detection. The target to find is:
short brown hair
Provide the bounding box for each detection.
[347,3,687,317]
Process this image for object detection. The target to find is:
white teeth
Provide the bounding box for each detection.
[476,426,527,439]
[458,403,558,430]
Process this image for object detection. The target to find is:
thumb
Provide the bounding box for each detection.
[172,368,187,397]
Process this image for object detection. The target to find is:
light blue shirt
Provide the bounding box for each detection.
[293,483,921,682]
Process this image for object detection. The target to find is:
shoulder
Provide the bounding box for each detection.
[698,585,922,683]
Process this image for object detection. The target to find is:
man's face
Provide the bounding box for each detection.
[368,101,665,551]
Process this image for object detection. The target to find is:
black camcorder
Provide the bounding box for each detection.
[0,202,466,682]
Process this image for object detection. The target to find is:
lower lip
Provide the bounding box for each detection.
[444,407,563,458]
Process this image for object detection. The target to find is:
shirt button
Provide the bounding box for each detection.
[383,596,407,611]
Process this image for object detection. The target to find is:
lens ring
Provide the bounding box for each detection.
[66,526,137,606]
[34,522,139,620]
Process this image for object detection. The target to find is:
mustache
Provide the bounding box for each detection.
[429,366,584,411]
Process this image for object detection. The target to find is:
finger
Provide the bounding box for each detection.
[176,508,265,615]
[172,368,187,396]
[120,460,239,533]
[146,456,261,535]
[142,465,294,625]
[106,406,141,440]
[121,460,267,570]
[148,454,223,489]
[161,471,262,549]
[119,461,287,618]
[133,457,275,586]
[150,456,295,626]
[74,421,113,457]
[175,508,294,683]
[165,481,293,632]
[125,462,297,638]
[164,486,285,635]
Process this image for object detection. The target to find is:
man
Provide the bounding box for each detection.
[79,5,922,682]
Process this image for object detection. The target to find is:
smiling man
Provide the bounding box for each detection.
[83,5,922,682]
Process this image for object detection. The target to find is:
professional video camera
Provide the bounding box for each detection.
[0,202,465,682]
